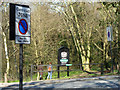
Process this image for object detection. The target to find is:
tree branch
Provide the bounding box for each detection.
[92,41,104,52]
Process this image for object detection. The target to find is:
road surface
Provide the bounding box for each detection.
[0,75,120,90]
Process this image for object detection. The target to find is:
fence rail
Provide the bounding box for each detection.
[31,63,104,81]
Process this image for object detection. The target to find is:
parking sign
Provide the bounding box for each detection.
[106,26,113,41]
[15,4,31,44]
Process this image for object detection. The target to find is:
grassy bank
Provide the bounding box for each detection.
[5,68,119,83]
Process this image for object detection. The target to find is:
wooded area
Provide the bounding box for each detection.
[0,2,120,82]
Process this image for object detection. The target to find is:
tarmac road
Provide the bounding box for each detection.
[0,75,120,90]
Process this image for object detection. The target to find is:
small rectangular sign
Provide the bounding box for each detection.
[15,36,30,44]
[60,59,68,62]
[66,64,72,66]
[106,26,113,41]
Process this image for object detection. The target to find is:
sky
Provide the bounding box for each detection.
[1,0,120,3]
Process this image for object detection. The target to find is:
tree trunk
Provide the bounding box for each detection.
[86,41,90,71]
[0,12,2,81]
[3,32,9,83]
[33,40,39,80]
[70,5,88,71]
[76,40,87,71]
[118,16,120,73]
[12,41,18,79]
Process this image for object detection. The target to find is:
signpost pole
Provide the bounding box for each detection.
[106,26,113,73]
[10,3,30,90]
[58,47,69,78]
[67,66,69,76]
[19,44,23,90]
[57,65,60,78]
[58,50,60,78]
[110,41,113,73]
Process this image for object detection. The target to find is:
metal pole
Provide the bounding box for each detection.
[58,65,60,78]
[110,41,113,73]
[19,44,23,90]
[67,66,69,76]
[101,63,104,75]
[31,64,33,81]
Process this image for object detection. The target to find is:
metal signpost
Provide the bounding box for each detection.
[106,26,113,72]
[58,46,69,78]
[10,3,31,90]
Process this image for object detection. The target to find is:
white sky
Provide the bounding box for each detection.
[1,0,120,3]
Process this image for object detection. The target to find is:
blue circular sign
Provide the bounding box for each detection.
[108,31,110,37]
[18,19,28,35]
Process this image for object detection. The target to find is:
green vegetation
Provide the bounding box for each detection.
[7,69,119,83]
[1,2,120,83]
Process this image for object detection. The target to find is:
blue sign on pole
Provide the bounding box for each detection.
[108,31,110,37]
[106,26,113,41]
[18,19,28,35]
[15,4,30,44]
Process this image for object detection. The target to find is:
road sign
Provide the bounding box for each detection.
[106,26,113,41]
[66,64,72,66]
[10,3,31,90]
[60,59,68,62]
[15,5,31,44]
[106,26,114,72]
[18,19,28,35]
[58,46,70,78]
[58,47,69,66]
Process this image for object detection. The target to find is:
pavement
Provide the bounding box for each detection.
[0,75,120,90]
